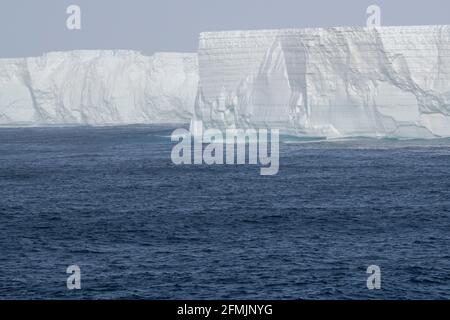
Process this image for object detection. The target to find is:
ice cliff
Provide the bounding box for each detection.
[0,51,198,125]
[2,25,450,137]
[194,25,450,138]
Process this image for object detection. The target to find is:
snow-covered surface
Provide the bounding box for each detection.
[0,51,198,125]
[194,25,450,138]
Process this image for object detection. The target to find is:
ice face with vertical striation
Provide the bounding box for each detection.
[194,26,450,138]
[3,25,450,136]
[0,51,198,125]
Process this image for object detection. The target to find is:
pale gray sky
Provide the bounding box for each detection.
[0,0,449,57]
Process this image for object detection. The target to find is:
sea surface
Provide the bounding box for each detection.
[0,125,449,299]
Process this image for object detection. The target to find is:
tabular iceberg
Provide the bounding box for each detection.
[194,25,450,138]
[2,25,450,137]
[0,51,198,125]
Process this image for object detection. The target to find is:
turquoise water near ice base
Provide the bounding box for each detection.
[0,125,449,299]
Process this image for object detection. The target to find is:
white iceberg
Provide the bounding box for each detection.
[194,25,450,138]
[2,25,450,138]
[0,50,198,125]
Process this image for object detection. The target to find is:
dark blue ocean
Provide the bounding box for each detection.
[0,125,449,299]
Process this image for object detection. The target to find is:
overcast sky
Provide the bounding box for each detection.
[1,0,449,57]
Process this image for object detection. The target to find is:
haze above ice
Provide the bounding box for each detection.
[1,0,450,58]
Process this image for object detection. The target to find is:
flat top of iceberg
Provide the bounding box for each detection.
[0,50,197,62]
[199,24,450,38]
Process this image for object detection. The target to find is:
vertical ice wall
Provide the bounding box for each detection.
[195,26,450,138]
[0,51,198,125]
